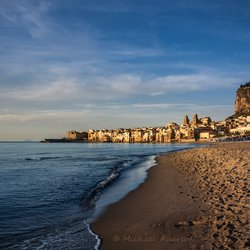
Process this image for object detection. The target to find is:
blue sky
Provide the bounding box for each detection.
[0,0,249,140]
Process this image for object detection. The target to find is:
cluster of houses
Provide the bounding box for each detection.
[65,113,250,143]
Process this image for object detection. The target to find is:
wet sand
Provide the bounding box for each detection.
[92,142,250,249]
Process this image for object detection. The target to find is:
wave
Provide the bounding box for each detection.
[24,155,119,162]
[81,160,132,210]
[84,221,101,250]
[24,156,62,161]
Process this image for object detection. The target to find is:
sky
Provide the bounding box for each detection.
[0,0,250,140]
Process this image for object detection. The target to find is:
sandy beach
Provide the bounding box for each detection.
[92,142,250,249]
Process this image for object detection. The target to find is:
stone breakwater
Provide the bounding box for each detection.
[169,142,250,249]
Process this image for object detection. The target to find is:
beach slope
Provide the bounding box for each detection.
[92,142,250,249]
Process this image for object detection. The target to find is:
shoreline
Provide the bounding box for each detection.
[90,155,157,223]
[91,142,250,249]
[90,144,199,224]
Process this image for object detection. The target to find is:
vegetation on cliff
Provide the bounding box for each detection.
[239,82,250,88]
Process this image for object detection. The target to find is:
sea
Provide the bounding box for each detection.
[0,142,198,250]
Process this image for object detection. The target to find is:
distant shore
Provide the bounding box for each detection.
[41,135,250,143]
[92,142,250,249]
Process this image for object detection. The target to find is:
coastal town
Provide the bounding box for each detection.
[43,82,250,143]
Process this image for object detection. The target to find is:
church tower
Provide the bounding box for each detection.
[183,114,189,125]
[193,113,199,126]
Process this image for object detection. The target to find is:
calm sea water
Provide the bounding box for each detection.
[0,142,198,249]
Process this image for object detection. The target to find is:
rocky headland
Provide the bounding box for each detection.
[235,82,250,117]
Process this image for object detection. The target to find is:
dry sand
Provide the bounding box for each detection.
[92,142,250,249]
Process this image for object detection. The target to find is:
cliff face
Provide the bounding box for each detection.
[235,82,250,116]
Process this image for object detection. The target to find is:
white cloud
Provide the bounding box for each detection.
[0,109,91,122]
[0,72,241,104]
[0,102,232,123]
[91,73,239,98]
[108,48,164,57]
[1,81,79,101]
[150,74,237,92]
[0,0,51,38]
